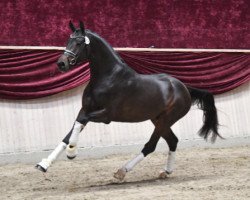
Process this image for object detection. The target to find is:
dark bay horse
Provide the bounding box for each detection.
[36,21,221,180]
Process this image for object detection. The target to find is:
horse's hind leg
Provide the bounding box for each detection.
[113,114,180,180]
[159,128,179,178]
[151,116,179,177]
[114,128,161,181]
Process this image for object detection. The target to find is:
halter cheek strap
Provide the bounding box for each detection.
[64,49,77,57]
[64,36,90,65]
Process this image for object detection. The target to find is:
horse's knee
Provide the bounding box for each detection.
[76,109,89,125]
[76,116,88,125]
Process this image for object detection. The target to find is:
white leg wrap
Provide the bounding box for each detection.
[37,142,66,171]
[66,121,84,158]
[164,151,176,174]
[69,121,84,146]
[123,153,145,172]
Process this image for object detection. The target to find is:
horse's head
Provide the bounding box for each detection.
[57,21,90,72]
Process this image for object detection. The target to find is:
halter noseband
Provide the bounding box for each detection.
[64,36,90,65]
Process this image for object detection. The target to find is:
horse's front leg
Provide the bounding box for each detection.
[35,108,109,172]
[65,108,109,159]
[35,108,87,172]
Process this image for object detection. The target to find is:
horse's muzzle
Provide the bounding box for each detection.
[57,54,70,72]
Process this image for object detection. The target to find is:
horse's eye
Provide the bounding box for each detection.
[76,38,84,44]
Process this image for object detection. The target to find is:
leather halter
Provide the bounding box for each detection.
[64,35,90,65]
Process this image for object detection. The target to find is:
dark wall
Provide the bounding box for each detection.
[1,0,249,48]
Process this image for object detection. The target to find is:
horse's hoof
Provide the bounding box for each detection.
[158,170,171,179]
[67,155,76,160]
[35,164,47,173]
[35,159,51,173]
[114,168,126,181]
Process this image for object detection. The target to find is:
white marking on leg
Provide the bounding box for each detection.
[164,151,176,174]
[123,153,145,172]
[37,142,66,171]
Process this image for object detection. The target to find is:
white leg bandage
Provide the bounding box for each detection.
[66,121,84,158]
[114,153,145,180]
[37,142,66,171]
[69,121,84,146]
[164,151,176,174]
[123,153,145,172]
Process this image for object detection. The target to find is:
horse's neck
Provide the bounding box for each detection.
[87,31,130,78]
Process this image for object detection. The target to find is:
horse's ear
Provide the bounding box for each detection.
[79,21,85,35]
[69,20,76,32]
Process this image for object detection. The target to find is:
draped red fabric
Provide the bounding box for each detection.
[119,51,250,94]
[1,1,249,100]
[0,49,249,100]
[0,50,90,99]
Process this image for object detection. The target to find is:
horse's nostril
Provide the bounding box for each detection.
[57,61,68,72]
[57,61,65,68]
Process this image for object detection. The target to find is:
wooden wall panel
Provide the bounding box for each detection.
[0,82,249,154]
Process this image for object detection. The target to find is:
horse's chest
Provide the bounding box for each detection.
[88,84,124,106]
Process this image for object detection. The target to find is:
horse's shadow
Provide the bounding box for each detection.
[70,174,214,192]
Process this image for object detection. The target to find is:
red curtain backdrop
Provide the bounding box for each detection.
[0,0,249,49]
[0,50,89,99]
[0,49,249,100]
[0,1,249,99]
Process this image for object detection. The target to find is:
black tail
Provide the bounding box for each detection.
[187,86,222,142]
